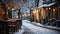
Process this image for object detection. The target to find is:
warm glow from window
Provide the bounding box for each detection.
[53,9,55,11]
[12,8,14,10]
[46,8,48,10]
[33,10,39,20]
[2,12,5,14]
[49,8,51,10]
[28,14,30,16]
[16,11,19,13]
[22,14,24,17]
[24,14,27,17]
[53,9,56,14]
[16,16,18,18]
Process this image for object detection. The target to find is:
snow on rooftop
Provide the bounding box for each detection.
[39,3,56,8]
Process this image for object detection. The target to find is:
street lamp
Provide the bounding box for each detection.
[12,8,14,10]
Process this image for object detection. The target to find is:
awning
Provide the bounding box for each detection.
[39,3,56,8]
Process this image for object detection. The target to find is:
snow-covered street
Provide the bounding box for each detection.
[14,20,60,34]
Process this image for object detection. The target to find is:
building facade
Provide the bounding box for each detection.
[36,0,58,25]
[57,0,60,20]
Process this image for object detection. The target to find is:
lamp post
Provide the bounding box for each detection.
[29,7,32,22]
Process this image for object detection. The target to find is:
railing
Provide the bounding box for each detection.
[0,19,22,34]
[0,20,9,34]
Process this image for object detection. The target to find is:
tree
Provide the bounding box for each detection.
[35,0,39,7]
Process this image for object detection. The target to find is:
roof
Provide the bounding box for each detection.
[39,3,56,8]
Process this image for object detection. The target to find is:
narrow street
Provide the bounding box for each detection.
[0,0,60,34]
[15,20,60,34]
